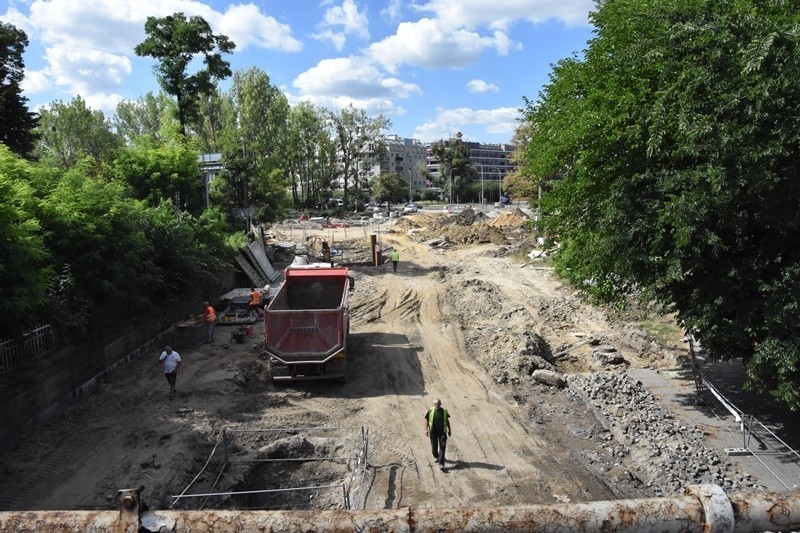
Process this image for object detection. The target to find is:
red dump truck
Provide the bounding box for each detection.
[264,264,353,382]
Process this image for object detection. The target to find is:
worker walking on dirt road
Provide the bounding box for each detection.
[391,249,400,272]
[158,346,182,400]
[425,399,451,469]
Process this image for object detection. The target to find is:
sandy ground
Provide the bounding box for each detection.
[0,209,689,512]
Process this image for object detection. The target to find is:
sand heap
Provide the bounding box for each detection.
[489,208,529,228]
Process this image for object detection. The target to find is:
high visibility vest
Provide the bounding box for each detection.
[391,250,399,262]
[250,291,261,306]
[427,407,449,432]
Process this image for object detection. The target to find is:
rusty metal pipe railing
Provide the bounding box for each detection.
[2,485,800,533]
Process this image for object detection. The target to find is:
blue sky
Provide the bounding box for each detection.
[2,0,595,144]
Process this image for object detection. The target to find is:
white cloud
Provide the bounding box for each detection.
[416,0,593,30]
[12,0,302,115]
[312,0,369,50]
[413,106,520,142]
[215,4,302,52]
[0,7,32,33]
[312,29,347,51]
[83,92,126,115]
[45,46,132,95]
[289,56,420,117]
[20,70,53,94]
[367,18,512,73]
[467,79,499,93]
[381,0,405,23]
[293,57,420,99]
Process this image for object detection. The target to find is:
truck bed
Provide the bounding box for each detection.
[264,267,351,381]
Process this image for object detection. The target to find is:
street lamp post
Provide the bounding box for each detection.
[480,166,484,211]
[475,163,501,209]
[448,167,457,204]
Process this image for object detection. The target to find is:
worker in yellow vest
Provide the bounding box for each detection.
[391,249,400,272]
[424,399,452,469]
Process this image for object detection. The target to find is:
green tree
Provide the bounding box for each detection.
[193,88,235,153]
[113,92,178,144]
[35,96,122,168]
[0,22,39,158]
[226,67,290,222]
[371,172,408,209]
[113,138,201,211]
[430,134,472,202]
[519,0,800,407]
[36,161,156,305]
[329,105,390,208]
[135,12,235,137]
[0,145,51,334]
[284,102,338,209]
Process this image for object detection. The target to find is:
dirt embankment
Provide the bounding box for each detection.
[0,209,746,513]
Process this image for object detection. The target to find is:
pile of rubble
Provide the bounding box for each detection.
[567,371,765,495]
[489,208,529,228]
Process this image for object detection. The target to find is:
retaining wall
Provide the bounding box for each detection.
[0,272,239,455]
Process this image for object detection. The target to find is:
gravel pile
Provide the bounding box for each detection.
[568,371,765,495]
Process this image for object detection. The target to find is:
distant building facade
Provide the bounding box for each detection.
[364,134,428,199]
[425,133,516,186]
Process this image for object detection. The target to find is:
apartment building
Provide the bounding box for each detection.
[365,134,429,197]
[425,134,516,185]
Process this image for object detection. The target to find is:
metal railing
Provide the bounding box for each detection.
[6,485,800,532]
[689,339,800,490]
[0,324,57,375]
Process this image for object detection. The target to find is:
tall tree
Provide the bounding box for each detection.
[209,67,290,224]
[430,133,472,202]
[329,105,390,208]
[0,22,39,158]
[193,88,235,153]
[112,92,178,144]
[519,0,800,408]
[35,96,122,168]
[135,12,235,136]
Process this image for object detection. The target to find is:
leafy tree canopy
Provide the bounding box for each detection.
[113,138,201,211]
[35,96,122,168]
[371,172,408,208]
[135,12,235,136]
[0,22,39,158]
[0,145,51,333]
[431,134,472,202]
[518,0,800,407]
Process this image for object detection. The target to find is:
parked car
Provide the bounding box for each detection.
[403,203,419,214]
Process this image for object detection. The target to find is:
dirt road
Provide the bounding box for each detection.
[0,211,685,511]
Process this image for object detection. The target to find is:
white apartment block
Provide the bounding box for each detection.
[364,134,428,195]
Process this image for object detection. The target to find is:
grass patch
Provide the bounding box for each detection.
[638,320,681,345]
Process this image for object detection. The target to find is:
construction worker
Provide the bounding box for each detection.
[425,399,452,469]
[203,302,216,343]
[391,249,400,272]
[158,345,181,400]
[249,287,261,314]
